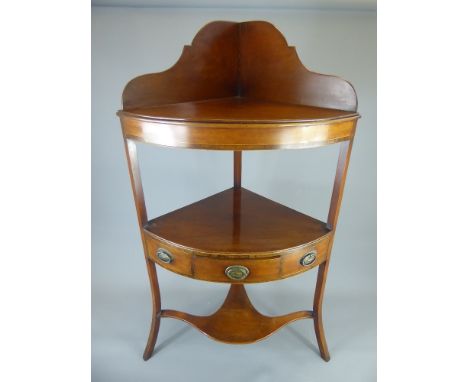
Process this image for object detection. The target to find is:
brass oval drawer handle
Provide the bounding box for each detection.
[225,265,250,281]
[300,250,317,266]
[157,248,173,264]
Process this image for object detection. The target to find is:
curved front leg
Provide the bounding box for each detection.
[143,258,161,361]
[121,137,161,360]
[313,261,331,361]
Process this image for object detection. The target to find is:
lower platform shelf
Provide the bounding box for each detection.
[161,284,314,344]
[143,187,332,283]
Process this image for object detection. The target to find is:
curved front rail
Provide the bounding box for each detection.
[118,112,358,150]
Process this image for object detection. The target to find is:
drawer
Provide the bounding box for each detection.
[144,233,193,277]
[144,231,330,283]
[281,237,330,279]
[193,256,281,283]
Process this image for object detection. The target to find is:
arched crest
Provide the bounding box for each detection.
[122,21,357,112]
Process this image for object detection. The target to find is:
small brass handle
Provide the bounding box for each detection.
[225,265,250,281]
[157,248,173,264]
[300,250,317,266]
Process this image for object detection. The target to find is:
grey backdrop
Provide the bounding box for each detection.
[92,6,376,382]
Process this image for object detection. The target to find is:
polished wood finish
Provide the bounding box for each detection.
[123,139,147,226]
[161,284,314,344]
[122,97,357,123]
[313,261,331,361]
[281,237,329,278]
[143,188,331,283]
[123,138,163,360]
[122,21,239,109]
[145,228,329,283]
[120,110,357,150]
[118,21,359,150]
[142,259,161,361]
[327,140,354,231]
[144,188,330,256]
[311,139,355,361]
[118,21,358,362]
[194,256,282,283]
[120,21,357,111]
[238,21,357,112]
[233,151,242,188]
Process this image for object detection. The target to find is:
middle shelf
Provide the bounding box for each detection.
[142,188,332,283]
[144,187,330,256]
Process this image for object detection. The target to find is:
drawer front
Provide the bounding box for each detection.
[193,256,281,283]
[144,232,330,282]
[145,234,193,277]
[281,237,330,279]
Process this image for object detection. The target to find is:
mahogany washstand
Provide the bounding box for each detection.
[117,21,359,361]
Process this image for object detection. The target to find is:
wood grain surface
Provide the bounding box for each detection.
[118,20,359,361]
[144,187,330,255]
[118,20,359,150]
